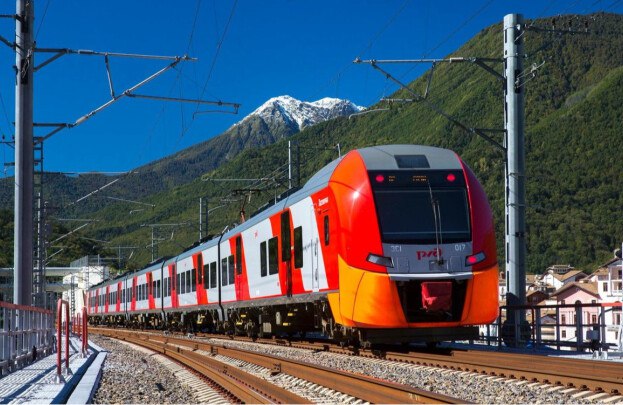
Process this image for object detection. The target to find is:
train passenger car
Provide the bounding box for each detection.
[87,145,498,345]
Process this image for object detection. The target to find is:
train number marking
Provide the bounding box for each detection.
[390,245,402,253]
[454,243,467,252]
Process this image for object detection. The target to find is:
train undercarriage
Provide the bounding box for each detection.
[88,295,478,348]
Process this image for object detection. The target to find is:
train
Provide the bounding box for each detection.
[87,144,499,346]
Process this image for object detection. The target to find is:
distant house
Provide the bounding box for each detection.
[549,280,600,343]
[588,257,623,349]
[542,266,587,291]
[526,290,548,305]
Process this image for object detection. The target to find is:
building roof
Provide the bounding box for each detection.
[526,290,547,298]
[602,257,622,268]
[555,269,587,282]
[550,281,599,299]
[591,267,609,277]
[547,264,575,274]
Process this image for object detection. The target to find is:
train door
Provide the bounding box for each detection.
[310,207,320,292]
[234,236,243,299]
[281,211,293,297]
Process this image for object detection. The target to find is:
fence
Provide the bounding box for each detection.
[478,302,623,353]
[0,301,55,374]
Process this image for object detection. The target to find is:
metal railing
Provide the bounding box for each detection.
[477,302,623,353]
[56,299,71,382]
[0,301,55,375]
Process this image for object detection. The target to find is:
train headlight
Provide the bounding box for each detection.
[465,252,486,266]
[366,253,394,268]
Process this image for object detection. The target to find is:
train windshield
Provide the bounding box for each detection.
[373,188,471,244]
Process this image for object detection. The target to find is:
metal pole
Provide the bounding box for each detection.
[288,141,292,189]
[14,0,34,306]
[199,197,203,241]
[151,227,155,262]
[504,14,527,327]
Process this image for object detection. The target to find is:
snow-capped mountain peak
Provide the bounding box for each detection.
[238,95,364,132]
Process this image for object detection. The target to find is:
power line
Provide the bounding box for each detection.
[357,0,413,59]
[34,0,51,41]
[371,0,498,104]
[310,0,414,102]
[422,0,497,59]
[142,0,203,165]
[0,89,12,137]
[189,0,239,124]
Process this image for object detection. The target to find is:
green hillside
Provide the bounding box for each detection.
[1,13,622,273]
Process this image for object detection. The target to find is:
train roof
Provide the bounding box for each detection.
[357,144,462,170]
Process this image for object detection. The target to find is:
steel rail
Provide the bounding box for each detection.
[144,333,464,404]
[104,330,308,404]
[188,331,623,395]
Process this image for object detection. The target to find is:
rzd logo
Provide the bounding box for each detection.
[416,248,442,260]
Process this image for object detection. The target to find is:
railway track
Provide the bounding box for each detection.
[92,328,463,404]
[378,348,623,395]
[136,330,623,396]
[100,329,306,404]
[252,335,623,395]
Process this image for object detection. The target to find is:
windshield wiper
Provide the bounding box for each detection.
[427,182,445,265]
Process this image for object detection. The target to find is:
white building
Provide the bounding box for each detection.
[61,256,110,316]
[541,265,587,291]
[588,257,623,349]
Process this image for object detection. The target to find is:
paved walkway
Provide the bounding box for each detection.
[0,336,103,404]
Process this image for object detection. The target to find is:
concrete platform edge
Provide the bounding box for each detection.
[54,342,107,404]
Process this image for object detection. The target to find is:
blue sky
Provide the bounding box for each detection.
[0,0,620,177]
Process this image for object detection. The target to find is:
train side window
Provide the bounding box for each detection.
[221,258,228,286]
[228,255,235,285]
[157,280,161,298]
[235,236,242,275]
[324,215,330,246]
[152,280,156,298]
[210,262,217,289]
[281,212,291,261]
[268,237,278,275]
[260,241,267,277]
[203,256,209,289]
[191,268,196,292]
[181,272,187,294]
[177,273,181,294]
[294,226,303,268]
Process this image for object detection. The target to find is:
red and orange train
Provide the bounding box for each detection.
[87,144,498,345]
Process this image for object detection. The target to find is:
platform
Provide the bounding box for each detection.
[0,336,106,404]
